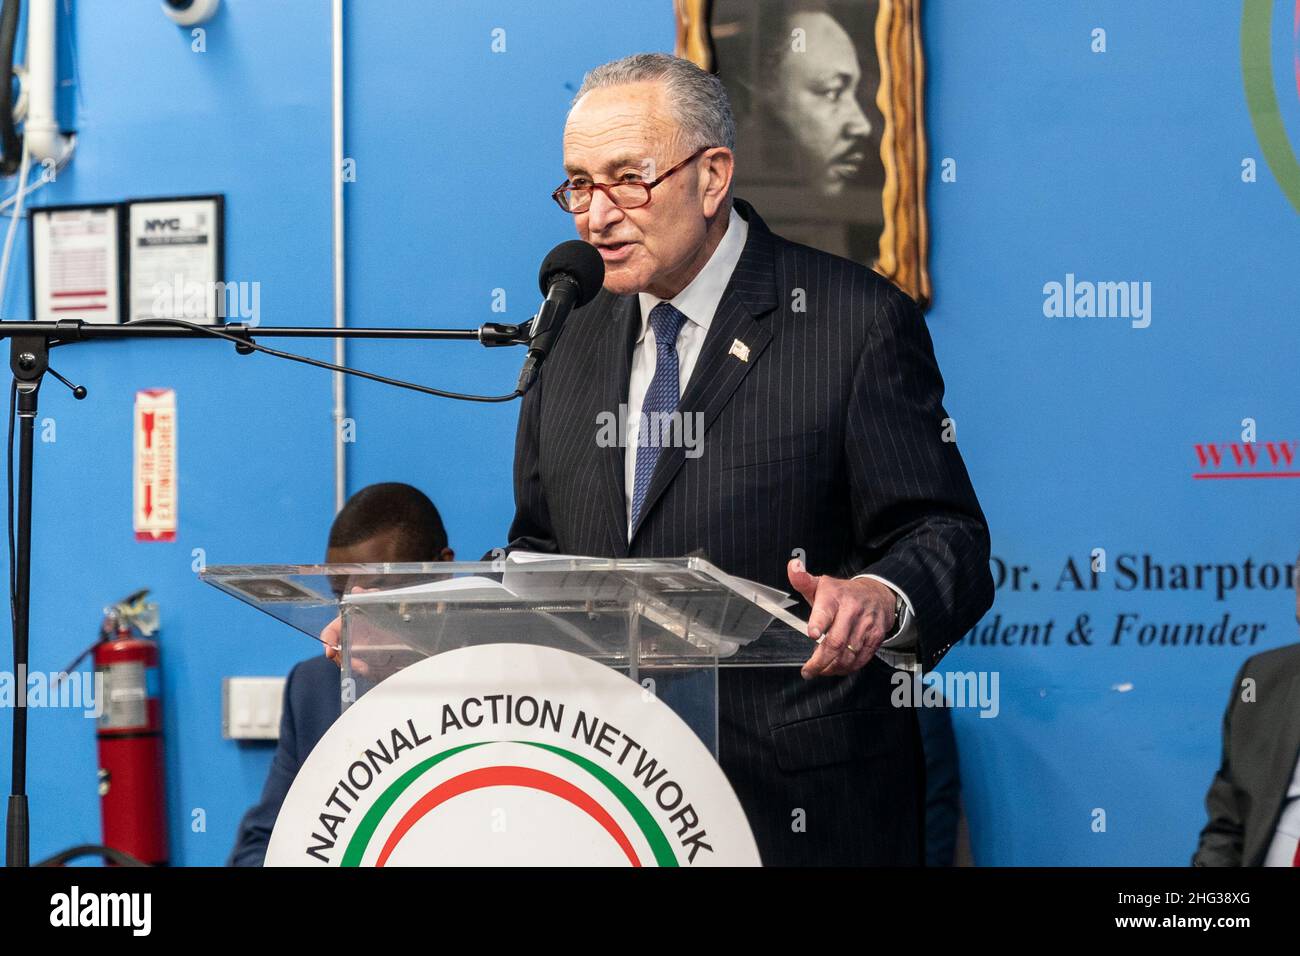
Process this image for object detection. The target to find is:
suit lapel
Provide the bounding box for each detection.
[1251,672,1300,863]
[628,201,779,543]
[595,293,638,557]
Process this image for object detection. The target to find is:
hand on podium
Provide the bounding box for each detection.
[787,558,898,680]
[322,586,382,675]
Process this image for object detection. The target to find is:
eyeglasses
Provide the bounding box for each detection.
[551,146,715,214]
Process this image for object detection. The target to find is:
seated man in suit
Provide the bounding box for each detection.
[227,482,454,866]
[1193,553,1300,866]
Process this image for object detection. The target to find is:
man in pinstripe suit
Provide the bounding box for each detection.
[507,53,993,865]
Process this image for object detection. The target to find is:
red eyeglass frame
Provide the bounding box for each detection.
[551,146,716,213]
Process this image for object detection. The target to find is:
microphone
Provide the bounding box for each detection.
[515,239,604,394]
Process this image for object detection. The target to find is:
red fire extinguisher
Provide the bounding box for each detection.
[92,590,167,865]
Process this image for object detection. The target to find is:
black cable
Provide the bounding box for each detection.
[110,318,522,404]
[5,377,19,865]
[7,380,14,641]
[0,0,21,176]
[35,843,148,867]
[1,318,521,864]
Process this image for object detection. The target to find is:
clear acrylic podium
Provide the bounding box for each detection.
[201,556,810,756]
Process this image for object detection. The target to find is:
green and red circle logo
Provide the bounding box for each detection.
[1242,0,1300,211]
[342,740,681,866]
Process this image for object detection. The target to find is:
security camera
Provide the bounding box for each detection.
[162,0,220,26]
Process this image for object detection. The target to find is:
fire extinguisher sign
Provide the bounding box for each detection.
[134,388,177,542]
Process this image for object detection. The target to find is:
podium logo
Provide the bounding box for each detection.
[266,644,760,866]
[337,739,697,867]
[1193,440,1298,479]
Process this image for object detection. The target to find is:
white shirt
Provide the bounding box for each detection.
[622,206,917,658]
[625,206,748,523]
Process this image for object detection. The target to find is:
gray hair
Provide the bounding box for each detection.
[572,53,736,151]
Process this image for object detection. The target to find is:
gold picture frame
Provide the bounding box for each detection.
[675,0,931,308]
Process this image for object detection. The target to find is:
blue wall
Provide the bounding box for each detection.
[0,0,1295,865]
[926,0,1300,865]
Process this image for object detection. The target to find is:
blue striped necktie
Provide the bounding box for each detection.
[630,301,687,530]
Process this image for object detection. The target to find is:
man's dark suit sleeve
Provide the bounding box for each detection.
[1193,660,1248,866]
[506,370,559,554]
[845,286,994,670]
[226,666,305,867]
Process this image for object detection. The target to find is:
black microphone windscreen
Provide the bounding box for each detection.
[537,240,605,307]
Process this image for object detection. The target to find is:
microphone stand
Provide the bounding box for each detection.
[0,317,530,866]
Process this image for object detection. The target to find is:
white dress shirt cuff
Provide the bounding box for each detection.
[853,573,917,649]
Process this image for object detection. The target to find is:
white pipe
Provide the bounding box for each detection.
[331,0,347,513]
[25,0,73,164]
[0,142,30,312]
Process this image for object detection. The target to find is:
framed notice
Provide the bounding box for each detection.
[125,194,225,324]
[28,202,124,323]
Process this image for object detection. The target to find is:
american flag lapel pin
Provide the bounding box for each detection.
[729,338,750,362]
